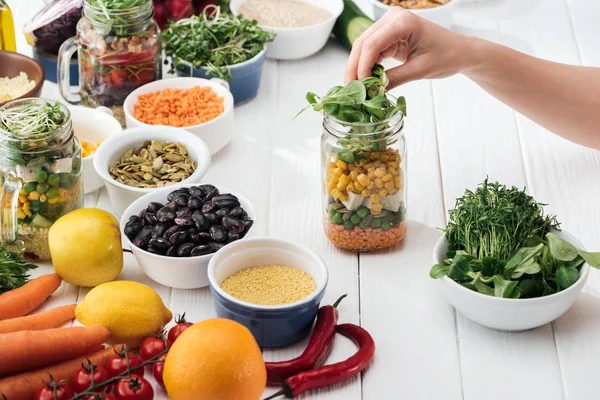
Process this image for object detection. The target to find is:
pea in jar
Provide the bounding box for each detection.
[0,99,83,260]
[321,94,407,251]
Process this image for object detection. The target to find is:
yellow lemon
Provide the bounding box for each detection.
[164,318,266,400]
[76,281,172,348]
[49,208,123,287]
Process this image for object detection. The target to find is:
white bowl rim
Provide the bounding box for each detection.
[93,126,211,194]
[231,0,344,32]
[434,229,590,303]
[207,236,330,311]
[69,105,123,163]
[370,0,463,13]
[120,184,255,261]
[123,77,234,130]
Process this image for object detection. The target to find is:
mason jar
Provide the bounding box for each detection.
[321,97,407,251]
[0,99,83,260]
[58,0,161,126]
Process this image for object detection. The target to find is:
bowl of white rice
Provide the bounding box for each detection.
[0,51,45,106]
[231,0,344,60]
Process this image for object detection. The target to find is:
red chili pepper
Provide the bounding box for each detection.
[263,323,375,399]
[266,294,347,384]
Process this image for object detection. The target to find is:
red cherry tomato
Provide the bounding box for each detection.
[140,336,168,361]
[167,313,193,343]
[35,382,75,400]
[152,354,167,387]
[84,394,118,400]
[115,377,154,400]
[72,364,112,393]
[106,353,145,378]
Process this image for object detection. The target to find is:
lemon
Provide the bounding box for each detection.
[164,318,266,400]
[76,281,172,348]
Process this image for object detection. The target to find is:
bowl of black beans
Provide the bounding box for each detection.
[120,183,255,289]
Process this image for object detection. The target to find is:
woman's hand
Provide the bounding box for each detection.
[345,8,478,88]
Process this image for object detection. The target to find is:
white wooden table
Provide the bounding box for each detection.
[11,0,600,399]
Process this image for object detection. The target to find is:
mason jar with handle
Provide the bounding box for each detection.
[57,0,161,126]
[321,94,407,251]
[0,99,83,260]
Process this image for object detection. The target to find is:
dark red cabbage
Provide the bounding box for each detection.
[24,0,82,55]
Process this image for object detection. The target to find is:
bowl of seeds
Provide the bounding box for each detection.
[93,126,211,216]
[207,237,329,347]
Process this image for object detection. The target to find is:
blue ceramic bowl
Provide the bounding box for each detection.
[176,48,267,105]
[208,237,329,347]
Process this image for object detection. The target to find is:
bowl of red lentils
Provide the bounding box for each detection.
[207,237,329,347]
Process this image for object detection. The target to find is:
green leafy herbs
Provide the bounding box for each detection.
[431,179,600,298]
[0,245,38,294]
[162,7,275,81]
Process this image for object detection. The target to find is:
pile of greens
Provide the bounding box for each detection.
[431,179,600,298]
[0,245,38,294]
[162,6,275,80]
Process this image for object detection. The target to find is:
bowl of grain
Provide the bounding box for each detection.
[370,0,463,28]
[0,51,44,106]
[208,237,329,347]
[230,0,344,60]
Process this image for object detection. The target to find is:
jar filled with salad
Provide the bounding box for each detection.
[58,0,161,125]
[300,65,407,251]
[0,99,83,260]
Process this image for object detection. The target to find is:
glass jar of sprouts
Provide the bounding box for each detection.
[58,0,161,126]
[0,99,83,260]
[321,94,407,252]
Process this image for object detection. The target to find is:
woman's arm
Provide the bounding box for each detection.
[345,9,600,149]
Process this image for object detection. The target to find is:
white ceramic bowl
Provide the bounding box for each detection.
[69,106,122,194]
[120,184,255,289]
[93,126,211,216]
[433,230,590,331]
[230,0,344,60]
[370,0,463,28]
[123,77,235,155]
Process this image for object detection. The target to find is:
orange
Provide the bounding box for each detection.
[163,318,266,400]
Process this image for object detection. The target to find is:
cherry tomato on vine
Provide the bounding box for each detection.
[106,353,145,377]
[72,364,112,393]
[152,354,167,387]
[167,313,193,343]
[115,377,154,400]
[35,382,75,400]
[140,335,168,361]
[83,394,118,400]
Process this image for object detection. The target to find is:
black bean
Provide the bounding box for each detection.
[190,212,208,232]
[227,232,240,243]
[175,217,194,227]
[177,242,195,257]
[214,198,240,210]
[201,200,216,213]
[165,200,179,211]
[163,225,183,239]
[205,187,219,201]
[147,202,164,213]
[176,207,192,219]
[229,206,246,219]
[138,208,147,219]
[204,213,218,225]
[240,219,254,237]
[209,225,228,243]
[144,212,158,225]
[124,222,143,240]
[191,244,212,256]
[148,237,170,252]
[190,231,211,244]
[157,206,176,223]
[166,246,178,257]
[167,189,188,201]
[152,222,169,238]
[133,226,153,248]
[213,194,238,202]
[187,195,203,210]
[189,186,203,197]
[128,215,142,224]
[198,184,216,196]
[209,241,225,252]
[169,231,189,246]
[174,193,190,207]
[221,215,244,232]
[215,208,229,222]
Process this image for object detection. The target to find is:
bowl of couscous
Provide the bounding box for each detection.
[0,51,44,106]
[207,237,329,347]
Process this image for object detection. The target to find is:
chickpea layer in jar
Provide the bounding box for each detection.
[325,148,407,251]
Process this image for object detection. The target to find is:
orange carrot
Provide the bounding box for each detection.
[0,345,123,400]
[0,274,62,320]
[0,326,110,377]
[0,304,76,334]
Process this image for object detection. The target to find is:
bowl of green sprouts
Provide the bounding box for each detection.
[162,5,275,104]
[431,179,600,331]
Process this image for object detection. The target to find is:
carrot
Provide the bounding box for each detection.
[0,304,76,334]
[0,344,123,400]
[0,326,110,377]
[133,86,225,127]
[0,274,62,320]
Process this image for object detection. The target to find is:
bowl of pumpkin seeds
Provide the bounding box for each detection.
[93,126,211,216]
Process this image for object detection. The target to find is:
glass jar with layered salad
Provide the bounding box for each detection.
[321,95,407,251]
[0,99,83,260]
[58,0,161,126]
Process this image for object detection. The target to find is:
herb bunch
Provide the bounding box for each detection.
[162,6,275,80]
[0,245,38,294]
[0,101,66,138]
